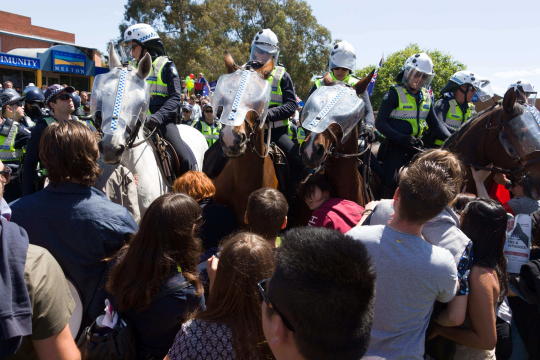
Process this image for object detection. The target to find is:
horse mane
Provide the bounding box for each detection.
[443,103,499,149]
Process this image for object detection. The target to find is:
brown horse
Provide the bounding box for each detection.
[299,70,375,206]
[443,88,540,199]
[212,52,278,226]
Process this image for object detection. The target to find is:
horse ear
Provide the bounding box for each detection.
[322,72,333,86]
[256,59,274,80]
[353,69,376,96]
[108,42,121,70]
[224,51,240,74]
[136,53,152,80]
[503,87,517,113]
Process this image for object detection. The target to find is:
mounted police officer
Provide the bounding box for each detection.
[247,29,301,178]
[122,23,191,176]
[307,41,376,142]
[195,103,221,147]
[508,79,537,106]
[0,89,31,201]
[22,86,46,127]
[22,84,94,196]
[376,53,451,195]
[426,71,493,147]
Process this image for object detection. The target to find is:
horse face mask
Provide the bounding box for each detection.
[91,66,150,135]
[499,105,540,160]
[212,69,271,128]
[300,85,365,143]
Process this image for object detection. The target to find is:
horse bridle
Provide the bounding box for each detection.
[243,117,271,159]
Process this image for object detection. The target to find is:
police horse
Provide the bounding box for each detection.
[96,44,208,216]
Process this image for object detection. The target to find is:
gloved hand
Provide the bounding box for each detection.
[362,124,375,143]
[145,117,160,131]
[398,135,417,151]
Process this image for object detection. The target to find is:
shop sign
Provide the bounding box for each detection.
[0,53,40,69]
[52,51,86,75]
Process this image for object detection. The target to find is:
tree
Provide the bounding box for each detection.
[355,44,466,111]
[117,0,332,98]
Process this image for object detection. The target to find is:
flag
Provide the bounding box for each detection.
[296,95,304,107]
[428,86,434,105]
[367,53,384,96]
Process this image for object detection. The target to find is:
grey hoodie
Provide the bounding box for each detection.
[368,200,470,267]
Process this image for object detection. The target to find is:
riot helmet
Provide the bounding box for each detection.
[249,29,280,66]
[122,23,165,61]
[23,86,45,103]
[0,88,24,108]
[440,71,494,102]
[397,53,434,91]
[329,41,356,73]
[508,79,537,107]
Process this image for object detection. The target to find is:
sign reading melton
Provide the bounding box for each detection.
[0,53,40,69]
[52,51,86,75]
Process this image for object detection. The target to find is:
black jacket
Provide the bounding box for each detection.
[198,198,239,250]
[148,58,182,126]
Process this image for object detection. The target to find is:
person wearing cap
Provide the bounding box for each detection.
[376,53,451,195]
[22,84,94,197]
[248,29,301,181]
[195,103,222,147]
[122,23,191,177]
[306,41,376,142]
[0,90,31,202]
[180,103,194,126]
[425,71,493,148]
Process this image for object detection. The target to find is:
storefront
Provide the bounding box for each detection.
[0,44,108,92]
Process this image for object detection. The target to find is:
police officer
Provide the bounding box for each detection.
[306,41,376,142]
[427,71,493,147]
[247,29,301,178]
[122,23,191,176]
[0,89,31,201]
[22,84,93,196]
[376,53,451,194]
[508,79,537,106]
[22,86,46,127]
[196,103,222,147]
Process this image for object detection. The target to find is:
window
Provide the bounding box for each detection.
[71,76,89,92]
[23,71,36,88]
[0,68,22,89]
[59,75,71,86]
[42,76,47,86]
[48,77,59,86]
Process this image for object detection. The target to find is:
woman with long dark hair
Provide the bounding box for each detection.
[167,232,275,360]
[430,198,509,359]
[106,193,205,359]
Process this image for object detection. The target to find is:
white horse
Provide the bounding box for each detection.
[95,44,208,216]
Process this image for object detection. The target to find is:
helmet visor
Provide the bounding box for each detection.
[120,41,138,63]
[499,106,540,159]
[471,79,494,102]
[329,51,356,72]
[527,92,538,107]
[403,67,434,90]
[250,43,279,65]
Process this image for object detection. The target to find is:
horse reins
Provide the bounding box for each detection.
[245,118,271,159]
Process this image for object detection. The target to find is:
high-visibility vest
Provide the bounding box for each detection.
[434,99,473,146]
[314,72,361,92]
[288,122,306,144]
[200,121,222,147]
[131,56,170,114]
[389,85,431,137]
[266,66,289,128]
[0,119,22,164]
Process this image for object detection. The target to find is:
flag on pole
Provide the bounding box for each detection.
[367,53,384,96]
[296,95,304,107]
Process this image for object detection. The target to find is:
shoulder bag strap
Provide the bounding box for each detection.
[149,280,191,303]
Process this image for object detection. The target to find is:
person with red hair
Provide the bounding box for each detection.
[173,171,238,250]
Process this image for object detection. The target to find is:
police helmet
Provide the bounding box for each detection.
[23,86,45,103]
[250,29,280,65]
[0,88,24,108]
[122,23,165,59]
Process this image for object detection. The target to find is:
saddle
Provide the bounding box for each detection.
[148,132,191,188]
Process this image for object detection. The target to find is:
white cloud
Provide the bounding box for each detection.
[491,85,507,96]
[493,69,540,79]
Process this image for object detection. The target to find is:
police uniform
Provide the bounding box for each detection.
[0,117,30,202]
[195,118,222,147]
[376,84,451,192]
[430,96,475,146]
[133,55,191,175]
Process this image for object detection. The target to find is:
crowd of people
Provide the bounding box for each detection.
[1,19,540,360]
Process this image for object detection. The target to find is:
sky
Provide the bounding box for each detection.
[2,0,540,96]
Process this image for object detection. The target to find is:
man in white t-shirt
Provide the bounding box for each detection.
[347,160,459,360]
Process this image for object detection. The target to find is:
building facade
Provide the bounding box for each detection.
[0,10,107,92]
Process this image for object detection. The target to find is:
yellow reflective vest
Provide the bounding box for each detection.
[200,121,222,147]
[389,85,431,137]
[434,99,473,146]
[267,66,289,128]
[0,119,22,164]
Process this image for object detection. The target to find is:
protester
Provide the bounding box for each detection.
[194,73,211,97]
[245,188,288,247]
[3,81,13,89]
[189,95,201,120]
[300,173,363,233]
[10,120,138,332]
[0,159,80,360]
[107,193,205,359]
[262,227,376,360]
[430,198,509,359]
[80,91,88,106]
[167,232,275,360]
[180,79,188,97]
[173,171,238,250]
[347,159,458,359]
[493,173,540,215]
[40,84,47,91]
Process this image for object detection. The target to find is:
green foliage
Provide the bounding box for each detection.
[355,44,466,111]
[117,0,332,98]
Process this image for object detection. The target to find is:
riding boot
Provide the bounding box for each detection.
[159,121,192,176]
[272,126,304,195]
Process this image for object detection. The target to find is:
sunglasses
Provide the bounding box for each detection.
[204,109,213,113]
[333,67,348,71]
[182,109,191,113]
[55,94,72,101]
[0,166,12,184]
[258,279,295,332]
